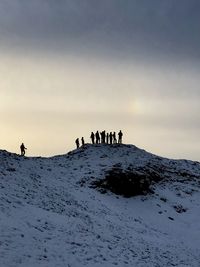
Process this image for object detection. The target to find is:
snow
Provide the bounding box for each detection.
[0,144,200,266]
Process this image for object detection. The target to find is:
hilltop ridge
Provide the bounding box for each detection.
[0,144,200,266]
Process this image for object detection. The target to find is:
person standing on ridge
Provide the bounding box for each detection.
[106,133,109,144]
[102,130,106,143]
[95,131,100,144]
[118,130,123,144]
[81,137,85,147]
[20,143,27,156]
[75,138,80,149]
[101,130,106,143]
[90,132,95,144]
[100,131,103,143]
[113,132,117,144]
[109,132,113,144]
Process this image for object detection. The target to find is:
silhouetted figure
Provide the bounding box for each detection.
[95,131,100,144]
[113,132,117,144]
[106,133,109,144]
[81,137,85,146]
[109,132,113,144]
[100,131,103,143]
[20,143,27,156]
[101,130,106,143]
[118,130,123,144]
[90,132,95,144]
[75,138,80,149]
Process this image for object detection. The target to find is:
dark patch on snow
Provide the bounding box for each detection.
[173,205,187,213]
[6,168,16,172]
[91,165,162,197]
[160,197,167,202]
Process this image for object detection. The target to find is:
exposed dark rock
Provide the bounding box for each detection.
[160,197,167,202]
[6,168,16,172]
[173,205,187,213]
[91,165,164,197]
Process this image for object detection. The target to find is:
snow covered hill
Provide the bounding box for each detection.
[0,144,200,267]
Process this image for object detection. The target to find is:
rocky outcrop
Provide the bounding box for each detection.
[91,164,164,197]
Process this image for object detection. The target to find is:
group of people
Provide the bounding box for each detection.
[20,130,123,155]
[75,137,85,149]
[75,130,123,149]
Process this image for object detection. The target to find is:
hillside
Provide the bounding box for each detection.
[0,144,200,267]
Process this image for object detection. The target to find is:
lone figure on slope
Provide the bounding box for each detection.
[20,143,27,156]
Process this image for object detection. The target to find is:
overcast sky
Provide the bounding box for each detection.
[1,0,200,159]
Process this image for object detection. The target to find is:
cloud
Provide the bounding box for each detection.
[0,0,200,61]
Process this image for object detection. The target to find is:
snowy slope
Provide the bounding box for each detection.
[0,144,200,267]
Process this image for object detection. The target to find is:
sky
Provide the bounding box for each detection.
[1,0,200,160]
